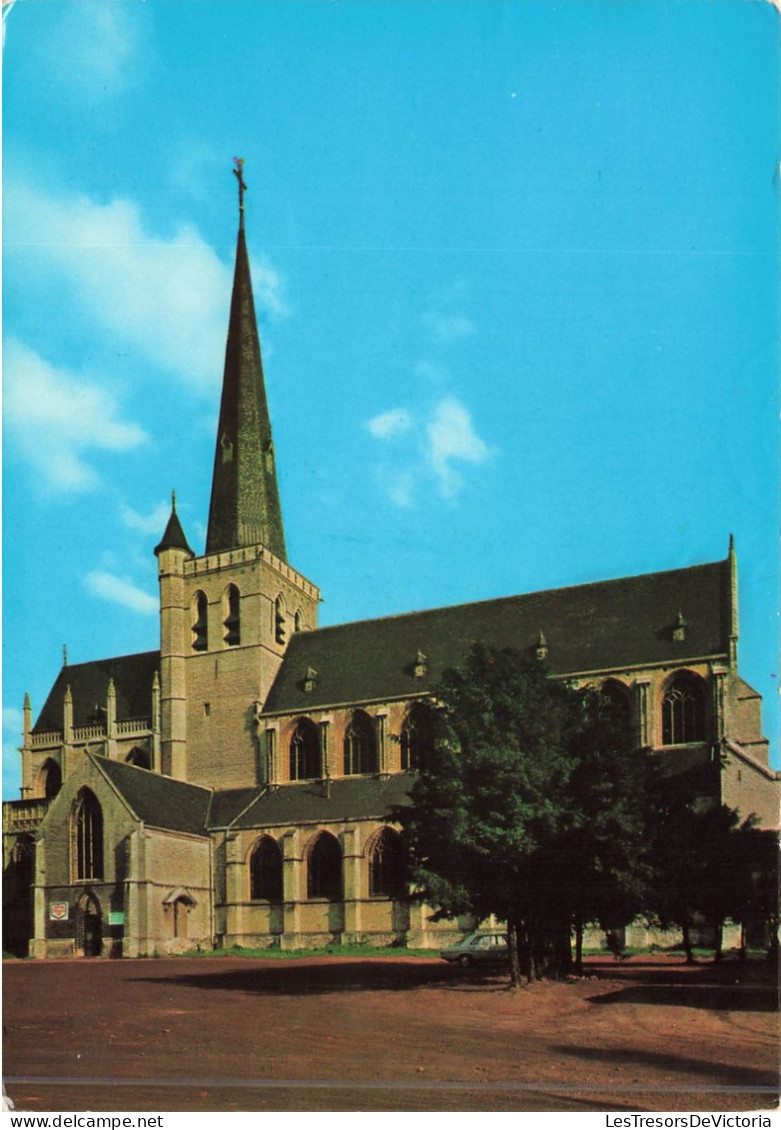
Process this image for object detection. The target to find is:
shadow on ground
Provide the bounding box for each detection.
[128,956,780,1008]
[549,1044,780,1092]
[585,961,778,1013]
[130,960,507,996]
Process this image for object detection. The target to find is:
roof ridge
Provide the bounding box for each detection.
[100,757,214,796]
[54,649,160,673]
[308,557,727,637]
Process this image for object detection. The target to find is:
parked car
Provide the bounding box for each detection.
[440,931,509,968]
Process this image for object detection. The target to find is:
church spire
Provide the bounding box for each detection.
[205,159,287,561]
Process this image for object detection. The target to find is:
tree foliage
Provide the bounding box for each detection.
[398,643,651,984]
[645,764,778,962]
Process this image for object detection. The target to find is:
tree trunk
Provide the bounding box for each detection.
[507,915,523,989]
[574,915,584,975]
[554,922,573,979]
[713,920,723,963]
[682,918,695,964]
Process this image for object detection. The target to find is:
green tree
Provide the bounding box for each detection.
[398,643,649,986]
[645,769,757,962]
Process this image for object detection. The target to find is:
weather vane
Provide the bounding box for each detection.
[233,157,247,218]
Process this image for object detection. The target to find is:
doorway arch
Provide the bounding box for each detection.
[75,891,103,957]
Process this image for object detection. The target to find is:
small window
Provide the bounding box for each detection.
[224,585,240,647]
[307,832,342,901]
[294,610,303,633]
[191,591,208,651]
[250,836,283,901]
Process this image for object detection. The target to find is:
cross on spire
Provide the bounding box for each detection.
[233,157,247,224]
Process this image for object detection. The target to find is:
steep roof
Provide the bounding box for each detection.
[97,756,211,835]
[264,558,731,714]
[33,651,160,733]
[154,495,193,556]
[205,205,287,560]
[223,774,414,831]
[207,786,262,829]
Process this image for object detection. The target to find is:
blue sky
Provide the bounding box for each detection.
[3,0,779,797]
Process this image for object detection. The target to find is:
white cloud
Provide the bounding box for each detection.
[425,397,490,499]
[366,408,413,440]
[374,467,415,508]
[38,0,152,98]
[367,396,490,506]
[386,470,415,508]
[121,501,173,537]
[5,180,287,392]
[422,313,476,341]
[4,339,147,491]
[85,571,158,616]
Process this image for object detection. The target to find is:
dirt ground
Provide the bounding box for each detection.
[2,954,778,1114]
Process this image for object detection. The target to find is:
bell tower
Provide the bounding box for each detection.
[156,161,319,789]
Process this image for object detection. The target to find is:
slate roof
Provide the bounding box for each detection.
[223,773,414,831]
[207,786,262,829]
[263,559,731,714]
[205,221,287,560]
[154,502,193,556]
[97,756,212,836]
[33,651,160,733]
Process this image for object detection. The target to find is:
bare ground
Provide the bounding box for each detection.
[3,954,778,1113]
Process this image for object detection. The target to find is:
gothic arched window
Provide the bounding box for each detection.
[11,834,35,903]
[368,827,406,899]
[400,703,434,771]
[191,591,208,651]
[289,718,320,781]
[71,789,104,881]
[40,758,62,799]
[307,832,342,901]
[343,710,378,776]
[600,679,632,729]
[126,747,151,770]
[250,836,283,902]
[662,673,706,745]
[223,585,240,647]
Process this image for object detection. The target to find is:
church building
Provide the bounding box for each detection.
[3,176,777,958]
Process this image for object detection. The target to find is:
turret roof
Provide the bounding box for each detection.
[154,493,193,556]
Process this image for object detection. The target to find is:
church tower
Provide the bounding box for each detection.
[155,161,320,789]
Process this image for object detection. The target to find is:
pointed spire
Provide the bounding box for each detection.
[23,693,31,747]
[154,490,194,557]
[728,533,738,667]
[205,161,287,560]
